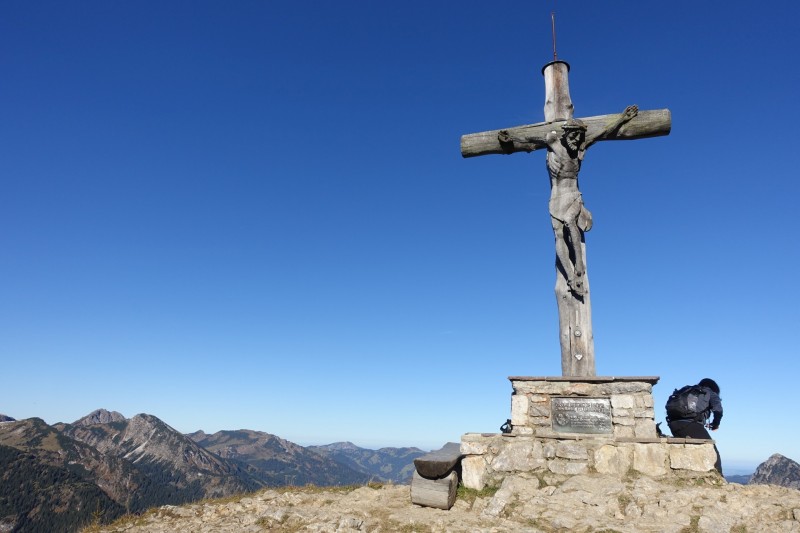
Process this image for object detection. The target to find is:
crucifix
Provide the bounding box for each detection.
[460,59,671,377]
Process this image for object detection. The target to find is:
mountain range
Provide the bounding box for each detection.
[0,409,425,533]
[7,407,797,533]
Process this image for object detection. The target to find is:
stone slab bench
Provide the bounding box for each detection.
[414,442,462,478]
[411,442,462,510]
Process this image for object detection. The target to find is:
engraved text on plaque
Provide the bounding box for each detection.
[551,397,612,434]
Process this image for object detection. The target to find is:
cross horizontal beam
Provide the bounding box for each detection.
[460,109,671,158]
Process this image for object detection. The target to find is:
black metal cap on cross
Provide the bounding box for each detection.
[460,61,671,377]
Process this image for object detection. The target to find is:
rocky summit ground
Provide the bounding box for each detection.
[84,475,800,533]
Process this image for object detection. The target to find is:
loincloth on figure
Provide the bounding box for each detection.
[549,191,593,232]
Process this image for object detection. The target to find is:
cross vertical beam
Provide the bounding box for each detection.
[543,61,593,376]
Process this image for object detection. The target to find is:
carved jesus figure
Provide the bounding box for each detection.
[499,105,638,295]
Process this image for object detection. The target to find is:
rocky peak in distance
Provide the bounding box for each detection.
[749,453,800,489]
[73,408,126,426]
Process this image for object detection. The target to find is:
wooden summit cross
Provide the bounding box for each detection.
[461,60,671,377]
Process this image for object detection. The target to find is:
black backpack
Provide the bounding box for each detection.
[665,385,711,422]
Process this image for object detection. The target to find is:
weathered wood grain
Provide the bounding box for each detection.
[460,109,671,158]
[410,470,458,510]
[556,242,595,376]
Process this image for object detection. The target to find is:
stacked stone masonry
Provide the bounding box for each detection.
[510,376,659,439]
[460,376,719,490]
[460,433,719,490]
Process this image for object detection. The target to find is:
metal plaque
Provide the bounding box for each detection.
[551,397,612,434]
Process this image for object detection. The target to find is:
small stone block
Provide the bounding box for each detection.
[611,394,635,409]
[511,394,530,425]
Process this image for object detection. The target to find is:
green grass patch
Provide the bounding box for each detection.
[456,484,499,504]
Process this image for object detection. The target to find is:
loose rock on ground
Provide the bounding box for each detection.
[85,475,800,533]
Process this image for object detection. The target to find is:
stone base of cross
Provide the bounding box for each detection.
[461,61,671,376]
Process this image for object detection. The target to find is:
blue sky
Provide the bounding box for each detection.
[2,1,798,473]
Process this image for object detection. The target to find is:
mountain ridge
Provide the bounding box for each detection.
[187,429,372,486]
[0,409,427,533]
[308,441,425,483]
